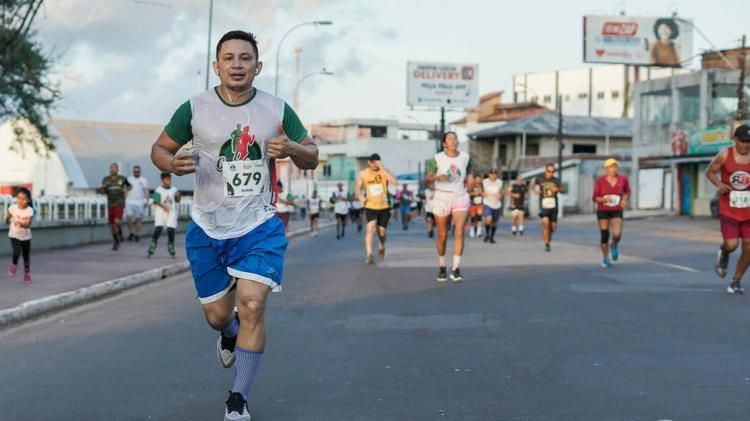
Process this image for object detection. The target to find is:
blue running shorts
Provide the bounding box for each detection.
[186,216,288,304]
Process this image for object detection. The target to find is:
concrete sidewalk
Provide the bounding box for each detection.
[0,217,330,328]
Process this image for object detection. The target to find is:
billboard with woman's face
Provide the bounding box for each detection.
[583,16,693,67]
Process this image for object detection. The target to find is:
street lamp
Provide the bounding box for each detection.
[290,69,334,199]
[274,20,333,97]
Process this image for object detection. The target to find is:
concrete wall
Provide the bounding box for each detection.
[0,218,190,256]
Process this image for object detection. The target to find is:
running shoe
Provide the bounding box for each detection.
[224,391,251,421]
[728,280,744,295]
[217,334,237,368]
[147,242,156,258]
[428,230,434,238]
[716,250,729,279]
[489,237,496,244]
[112,241,119,251]
[601,258,612,268]
[23,272,31,284]
[135,235,140,242]
[450,268,463,282]
[7,263,16,276]
[167,243,176,258]
[378,246,385,260]
[365,255,374,265]
[127,233,135,242]
[512,230,517,236]
[437,266,448,282]
[544,244,551,252]
[469,230,475,238]
[611,245,619,261]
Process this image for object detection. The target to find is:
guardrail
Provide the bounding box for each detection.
[0,195,192,224]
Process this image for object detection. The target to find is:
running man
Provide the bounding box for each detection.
[332,183,349,239]
[707,125,750,294]
[508,175,528,237]
[308,190,322,237]
[593,158,630,268]
[531,163,564,252]
[482,169,503,243]
[425,131,471,282]
[125,165,149,242]
[150,31,318,420]
[349,193,364,233]
[148,172,181,258]
[99,163,131,251]
[396,183,414,230]
[355,153,397,264]
[468,174,484,238]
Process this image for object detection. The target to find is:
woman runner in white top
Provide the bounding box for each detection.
[425,131,471,282]
[5,187,34,284]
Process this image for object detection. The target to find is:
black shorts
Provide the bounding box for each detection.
[309,213,319,220]
[425,212,435,220]
[539,208,558,223]
[597,210,623,220]
[366,208,391,228]
[336,213,348,222]
[350,209,362,219]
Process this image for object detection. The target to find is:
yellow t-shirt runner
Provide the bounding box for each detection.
[362,168,390,211]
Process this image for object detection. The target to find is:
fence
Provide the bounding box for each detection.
[0,195,192,224]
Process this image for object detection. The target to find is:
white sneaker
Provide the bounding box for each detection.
[225,392,251,421]
[469,230,475,238]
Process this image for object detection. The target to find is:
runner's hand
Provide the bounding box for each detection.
[171,151,196,175]
[717,183,732,195]
[267,125,293,159]
[358,195,366,205]
[436,174,449,182]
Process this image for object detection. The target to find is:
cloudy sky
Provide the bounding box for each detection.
[34,0,748,127]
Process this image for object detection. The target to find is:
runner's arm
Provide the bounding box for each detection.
[355,171,365,204]
[3,210,10,224]
[151,130,196,176]
[381,166,398,185]
[706,149,731,194]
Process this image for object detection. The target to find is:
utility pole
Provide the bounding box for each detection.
[736,34,747,122]
[557,95,564,180]
[438,106,445,152]
[292,46,302,111]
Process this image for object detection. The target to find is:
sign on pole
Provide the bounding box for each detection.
[407,62,479,108]
[583,16,694,67]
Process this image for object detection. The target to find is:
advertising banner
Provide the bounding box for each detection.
[407,62,478,109]
[583,16,693,67]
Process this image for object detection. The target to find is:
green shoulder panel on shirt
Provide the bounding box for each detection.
[466,158,472,173]
[282,103,308,143]
[426,158,437,174]
[164,100,193,145]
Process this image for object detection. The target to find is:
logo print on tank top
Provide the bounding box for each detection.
[730,171,750,190]
[216,123,262,172]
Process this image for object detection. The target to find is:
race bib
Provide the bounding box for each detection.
[472,196,483,205]
[223,160,268,197]
[606,195,621,206]
[730,190,750,208]
[368,184,384,197]
[541,197,557,209]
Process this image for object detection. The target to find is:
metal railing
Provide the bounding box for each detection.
[0,195,192,224]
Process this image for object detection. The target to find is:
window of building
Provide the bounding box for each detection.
[543,95,552,104]
[578,92,588,99]
[530,96,538,103]
[525,143,540,156]
[572,144,596,154]
[710,84,750,125]
[322,164,332,177]
[611,90,620,99]
[597,92,605,100]
[640,90,672,125]
[678,86,700,123]
[369,126,387,138]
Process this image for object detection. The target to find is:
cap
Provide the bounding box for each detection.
[604,158,618,168]
[369,153,381,161]
[734,125,750,141]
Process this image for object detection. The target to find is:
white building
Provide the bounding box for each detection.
[512,64,690,118]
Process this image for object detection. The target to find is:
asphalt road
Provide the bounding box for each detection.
[2,216,749,421]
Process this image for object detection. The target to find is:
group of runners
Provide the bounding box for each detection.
[3,29,742,421]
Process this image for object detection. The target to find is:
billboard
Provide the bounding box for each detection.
[583,16,693,67]
[407,62,478,109]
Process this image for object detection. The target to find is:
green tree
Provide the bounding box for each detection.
[1,0,60,153]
